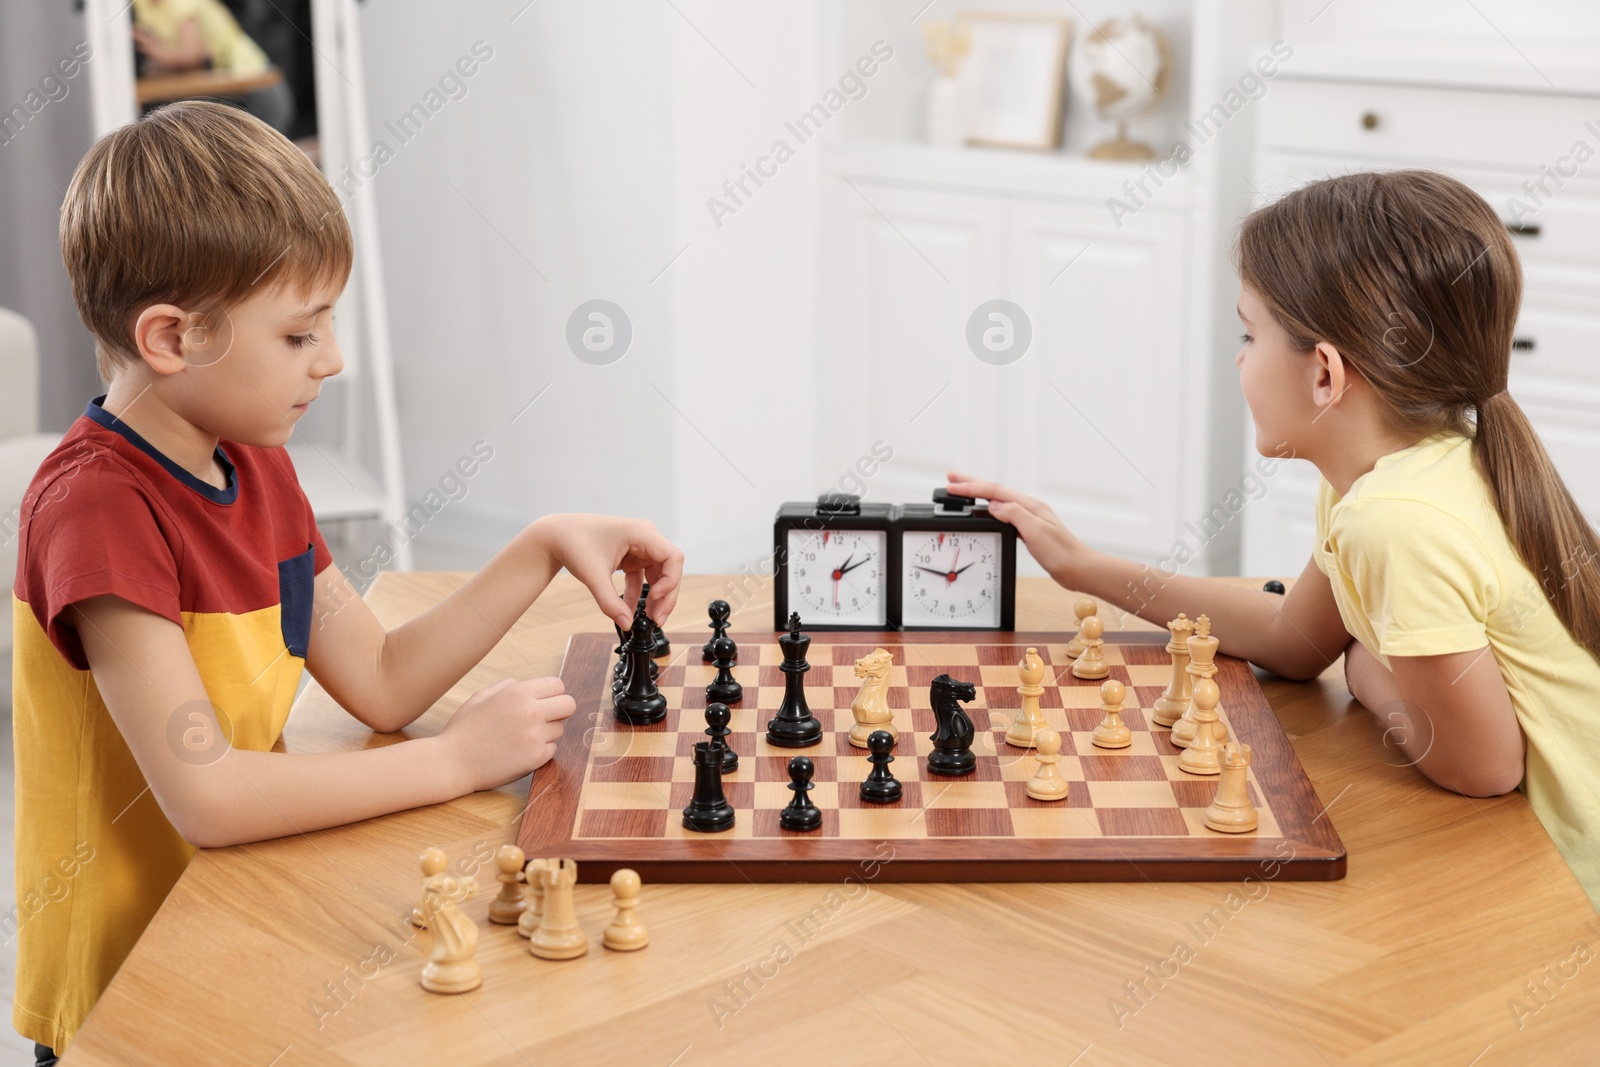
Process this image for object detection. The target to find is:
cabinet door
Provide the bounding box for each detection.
[1004,198,1188,559]
[821,180,1006,503]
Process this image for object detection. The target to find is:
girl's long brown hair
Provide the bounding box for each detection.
[1237,169,1600,662]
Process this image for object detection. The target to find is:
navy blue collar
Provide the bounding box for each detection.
[84,394,239,505]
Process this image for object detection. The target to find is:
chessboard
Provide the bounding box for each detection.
[516,630,1347,883]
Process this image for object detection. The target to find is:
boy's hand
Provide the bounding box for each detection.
[946,472,1089,586]
[438,676,577,793]
[529,514,685,629]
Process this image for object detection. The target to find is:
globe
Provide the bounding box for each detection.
[1069,15,1171,161]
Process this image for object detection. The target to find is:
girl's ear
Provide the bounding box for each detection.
[1311,340,1351,414]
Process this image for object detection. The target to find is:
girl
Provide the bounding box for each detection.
[951,169,1600,908]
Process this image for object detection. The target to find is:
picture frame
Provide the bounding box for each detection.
[958,13,1073,150]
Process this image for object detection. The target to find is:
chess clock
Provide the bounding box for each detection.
[773,493,893,631]
[895,489,1017,631]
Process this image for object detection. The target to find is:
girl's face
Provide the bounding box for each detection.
[1235,285,1316,459]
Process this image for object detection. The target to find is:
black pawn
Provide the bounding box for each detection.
[612,622,628,693]
[638,583,670,659]
[779,755,822,832]
[859,729,903,804]
[682,741,735,833]
[614,606,667,725]
[766,612,822,748]
[702,599,734,662]
[705,635,743,705]
[705,702,738,774]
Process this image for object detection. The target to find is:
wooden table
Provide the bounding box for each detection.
[64,575,1600,1065]
[136,68,283,106]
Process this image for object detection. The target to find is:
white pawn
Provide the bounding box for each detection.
[1091,679,1132,749]
[602,868,650,951]
[1178,678,1224,776]
[487,844,528,925]
[410,847,448,928]
[1071,616,1110,680]
[1064,598,1098,659]
[1026,728,1069,801]
[516,857,550,939]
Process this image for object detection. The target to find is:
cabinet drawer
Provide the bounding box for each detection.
[1258,79,1600,173]
[1510,293,1600,411]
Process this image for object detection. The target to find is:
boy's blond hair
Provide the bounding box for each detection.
[59,99,353,382]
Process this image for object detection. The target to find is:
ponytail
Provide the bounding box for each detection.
[1474,392,1600,660]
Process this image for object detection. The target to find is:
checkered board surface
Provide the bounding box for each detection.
[517,631,1347,884]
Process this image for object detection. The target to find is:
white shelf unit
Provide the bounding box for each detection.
[815,0,1276,576]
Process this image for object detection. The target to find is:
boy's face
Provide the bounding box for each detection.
[151,279,345,447]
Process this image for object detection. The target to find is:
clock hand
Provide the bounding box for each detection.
[945,547,961,583]
[837,555,873,576]
[914,565,950,579]
[951,561,978,577]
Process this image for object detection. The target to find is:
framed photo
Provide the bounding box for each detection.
[958,13,1072,150]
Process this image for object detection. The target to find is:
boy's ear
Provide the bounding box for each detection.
[131,304,191,376]
[1310,341,1351,413]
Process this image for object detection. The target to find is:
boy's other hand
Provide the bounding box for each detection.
[440,676,577,793]
[945,472,1088,586]
[529,514,685,629]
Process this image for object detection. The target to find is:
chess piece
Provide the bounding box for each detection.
[848,647,895,749]
[516,857,550,939]
[1026,727,1069,801]
[1204,742,1259,833]
[705,635,743,704]
[487,844,529,925]
[780,756,823,831]
[639,583,670,659]
[409,847,448,928]
[615,604,668,725]
[1070,616,1110,680]
[926,674,978,777]
[1005,647,1047,748]
[419,873,481,993]
[1092,679,1132,749]
[1152,613,1196,727]
[702,599,734,662]
[766,613,823,747]
[705,702,738,774]
[603,868,650,951]
[859,729,903,804]
[1064,598,1098,658]
[530,858,588,960]
[1178,679,1224,775]
[1263,579,1286,595]
[682,740,736,832]
[1171,615,1221,748]
[612,621,628,692]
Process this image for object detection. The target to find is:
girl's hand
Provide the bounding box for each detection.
[945,472,1089,587]
[529,514,685,629]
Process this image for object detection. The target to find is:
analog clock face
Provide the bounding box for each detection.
[785,529,887,626]
[901,530,1002,627]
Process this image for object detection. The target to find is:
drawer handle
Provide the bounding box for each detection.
[1512,337,1536,352]
[1360,111,1380,130]
[1506,222,1542,237]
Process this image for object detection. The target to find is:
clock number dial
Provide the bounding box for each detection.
[786,529,887,626]
[900,531,1002,628]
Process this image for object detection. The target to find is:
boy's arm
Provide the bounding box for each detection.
[306,514,683,734]
[946,473,1352,679]
[1345,639,1524,797]
[70,595,575,848]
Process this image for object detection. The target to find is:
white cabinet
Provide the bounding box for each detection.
[819,147,1199,565]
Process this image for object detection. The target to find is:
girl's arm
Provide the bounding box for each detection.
[1345,639,1524,797]
[71,593,575,848]
[947,473,1352,679]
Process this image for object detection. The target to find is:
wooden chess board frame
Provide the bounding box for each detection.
[516,631,1347,884]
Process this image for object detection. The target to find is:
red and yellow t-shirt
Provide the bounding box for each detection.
[10,394,331,1052]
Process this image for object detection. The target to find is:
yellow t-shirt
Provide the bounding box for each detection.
[133,0,270,77]
[1314,433,1600,910]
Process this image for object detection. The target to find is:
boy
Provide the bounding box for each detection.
[11,99,683,1060]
